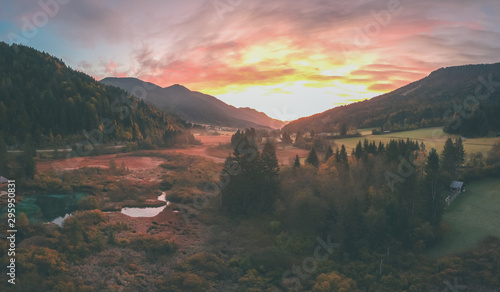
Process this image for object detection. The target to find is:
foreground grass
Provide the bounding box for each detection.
[337,127,500,154]
[428,178,500,258]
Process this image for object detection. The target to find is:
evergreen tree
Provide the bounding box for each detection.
[293,155,301,168]
[340,123,347,136]
[325,145,334,162]
[281,131,292,144]
[367,141,377,154]
[260,141,280,212]
[454,138,465,167]
[354,141,364,159]
[426,148,440,175]
[386,140,399,162]
[231,130,242,147]
[441,138,457,175]
[426,148,444,225]
[378,141,385,153]
[221,131,277,215]
[420,141,426,152]
[294,131,303,146]
[363,139,369,152]
[261,141,280,176]
[339,145,348,165]
[306,147,319,168]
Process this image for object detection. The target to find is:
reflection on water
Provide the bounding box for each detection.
[3,192,89,225]
[120,192,170,218]
[121,206,166,217]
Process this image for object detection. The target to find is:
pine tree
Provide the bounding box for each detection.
[306,147,319,168]
[420,141,426,152]
[222,132,276,215]
[261,141,280,177]
[454,138,465,168]
[281,131,292,144]
[325,145,334,162]
[367,141,377,154]
[260,141,280,212]
[426,148,444,225]
[293,155,301,168]
[340,123,347,136]
[441,138,457,175]
[294,131,303,146]
[334,148,340,163]
[231,130,242,147]
[426,148,440,175]
[386,140,399,162]
[378,141,385,153]
[363,139,369,152]
[354,141,364,159]
[339,145,348,165]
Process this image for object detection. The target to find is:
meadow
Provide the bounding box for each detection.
[337,127,500,155]
[428,178,500,258]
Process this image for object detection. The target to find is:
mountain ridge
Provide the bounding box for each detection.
[283,62,500,137]
[101,77,285,129]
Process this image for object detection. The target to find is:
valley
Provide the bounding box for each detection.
[1,5,500,288]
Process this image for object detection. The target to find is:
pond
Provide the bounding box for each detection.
[120,192,170,217]
[2,192,90,226]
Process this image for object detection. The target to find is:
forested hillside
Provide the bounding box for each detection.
[284,63,500,137]
[0,42,190,148]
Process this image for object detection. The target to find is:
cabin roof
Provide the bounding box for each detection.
[450,181,464,189]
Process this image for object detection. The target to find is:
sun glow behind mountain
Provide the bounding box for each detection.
[2,0,500,120]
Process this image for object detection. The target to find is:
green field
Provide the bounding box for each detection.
[337,127,500,155]
[428,178,500,258]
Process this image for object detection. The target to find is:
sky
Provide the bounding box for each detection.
[1,0,500,121]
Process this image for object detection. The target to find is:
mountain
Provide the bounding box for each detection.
[283,63,500,137]
[0,42,191,147]
[100,77,285,129]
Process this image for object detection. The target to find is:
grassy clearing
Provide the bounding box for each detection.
[335,127,500,154]
[428,178,500,258]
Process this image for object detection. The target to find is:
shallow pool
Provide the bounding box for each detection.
[120,192,170,218]
[2,192,90,225]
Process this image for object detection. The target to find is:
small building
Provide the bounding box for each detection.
[446,181,465,206]
[450,181,465,193]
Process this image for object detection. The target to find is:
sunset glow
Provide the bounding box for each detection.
[2,0,500,119]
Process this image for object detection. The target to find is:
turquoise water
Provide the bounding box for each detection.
[2,192,89,224]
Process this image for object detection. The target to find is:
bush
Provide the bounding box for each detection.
[160,180,173,191]
[129,235,177,255]
[77,196,100,210]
